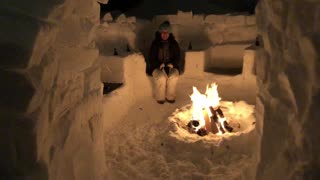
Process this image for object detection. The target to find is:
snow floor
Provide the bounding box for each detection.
[103,67,258,179]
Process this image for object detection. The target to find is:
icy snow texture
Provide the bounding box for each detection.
[0,0,105,179]
[255,0,320,179]
[104,104,257,179]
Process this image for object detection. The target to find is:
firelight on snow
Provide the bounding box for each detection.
[188,83,233,136]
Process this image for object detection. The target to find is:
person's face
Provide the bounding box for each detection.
[161,31,169,40]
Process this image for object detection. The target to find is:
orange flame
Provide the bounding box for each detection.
[190,83,228,134]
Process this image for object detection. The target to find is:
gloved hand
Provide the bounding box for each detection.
[159,63,165,70]
[167,63,174,69]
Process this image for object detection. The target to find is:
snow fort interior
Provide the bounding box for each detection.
[1,0,319,179]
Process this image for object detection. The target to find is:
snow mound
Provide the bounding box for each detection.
[168,100,256,146]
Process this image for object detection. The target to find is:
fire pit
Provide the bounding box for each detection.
[168,83,256,142]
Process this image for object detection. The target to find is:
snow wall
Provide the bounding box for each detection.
[0,0,105,179]
[255,0,320,179]
[101,54,153,130]
[96,11,257,56]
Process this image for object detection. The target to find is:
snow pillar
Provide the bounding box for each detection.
[255,0,320,179]
[242,48,256,79]
[0,0,106,179]
[184,51,205,76]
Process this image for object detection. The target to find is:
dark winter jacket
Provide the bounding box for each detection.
[146,32,181,76]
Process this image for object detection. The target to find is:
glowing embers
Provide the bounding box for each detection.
[188,83,233,136]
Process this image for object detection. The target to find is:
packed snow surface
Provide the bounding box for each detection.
[103,100,256,180]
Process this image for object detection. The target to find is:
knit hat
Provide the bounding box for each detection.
[158,21,171,33]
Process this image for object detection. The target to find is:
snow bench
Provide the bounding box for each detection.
[183,44,255,77]
[100,44,255,83]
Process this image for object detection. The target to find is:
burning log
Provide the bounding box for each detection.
[209,106,233,134]
[208,110,219,134]
[187,120,208,136]
[224,121,233,132]
[203,109,212,133]
[197,128,208,136]
[209,106,224,134]
[187,106,233,136]
[187,120,200,133]
[215,108,224,118]
[188,82,234,136]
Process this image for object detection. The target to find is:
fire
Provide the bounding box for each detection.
[189,83,231,135]
[190,87,207,132]
[205,83,221,108]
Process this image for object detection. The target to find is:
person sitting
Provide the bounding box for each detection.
[146,21,182,104]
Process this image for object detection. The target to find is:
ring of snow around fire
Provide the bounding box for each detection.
[168,100,256,145]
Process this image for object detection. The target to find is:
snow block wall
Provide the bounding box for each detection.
[97,11,257,56]
[101,54,152,130]
[255,0,320,179]
[0,0,105,179]
[154,11,257,49]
